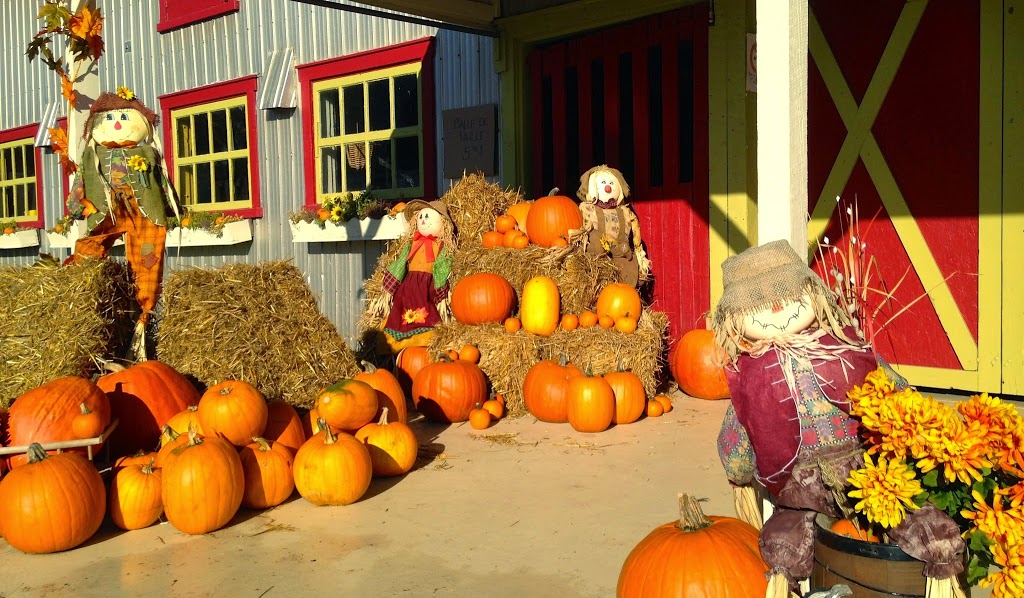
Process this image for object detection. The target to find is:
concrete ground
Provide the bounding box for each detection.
[0,390,992,597]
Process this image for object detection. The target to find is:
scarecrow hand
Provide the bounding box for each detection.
[368,290,393,319]
[436,298,453,324]
[636,247,652,280]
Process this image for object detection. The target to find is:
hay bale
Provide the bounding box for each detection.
[0,257,135,408]
[155,261,360,408]
[442,172,523,243]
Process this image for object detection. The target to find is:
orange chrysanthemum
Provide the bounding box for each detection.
[963,490,1024,547]
[980,541,1024,598]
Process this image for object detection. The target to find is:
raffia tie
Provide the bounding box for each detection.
[744,328,869,395]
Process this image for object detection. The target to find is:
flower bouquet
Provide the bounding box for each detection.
[844,368,1024,597]
[288,190,391,229]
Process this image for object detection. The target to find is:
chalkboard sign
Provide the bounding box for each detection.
[442,104,497,178]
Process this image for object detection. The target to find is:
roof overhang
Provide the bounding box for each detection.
[288,0,499,36]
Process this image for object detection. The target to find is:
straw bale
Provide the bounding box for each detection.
[0,257,135,408]
[155,261,360,408]
[441,172,523,243]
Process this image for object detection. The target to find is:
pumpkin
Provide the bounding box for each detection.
[560,313,579,331]
[72,402,105,439]
[161,431,244,534]
[293,420,373,506]
[617,493,769,597]
[579,310,599,328]
[0,444,106,553]
[523,357,584,423]
[481,230,504,248]
[412,358,489,423]
[155,425,190,469]
[394,346,431,398]
[506,201,532,233]
[614,316,639,334]
[109,460,163,530]
[670,329,731,400]
[163,406,203,443]
[646,400,664,417]
[198,380,269,447]
[504,317,522,333]
[97,360,200,457]
[829,518,880,543]
[355,361,408,424]
[115,449,159,472]
[450,273,516,325]
[316,379,379,431]
[482,394,504,420]
[6,376,110,468]
[239,437,295,509]
[495,214,518,233]
[596,283,643,321]
[525,194,583,247]
[598,315,615,329]
[604,370,646,425]
[263,401,307,454]
[502,229,522,247]
[469,404,492,430]
[653,395,673,413]
[458,344,481,364]
[511,234,530,249]
[520,276,560,337]
[566,373,616,433]
[354,407,418,477]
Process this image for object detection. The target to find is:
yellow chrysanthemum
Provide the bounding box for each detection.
[127,155,149,172]
[847,454,923,529]
[848,367,894,421]
[959,393,1024,471]
[980,541,1024,598]
[962,490,1024,547]
[116,85,135,101]
[915,417,993,485]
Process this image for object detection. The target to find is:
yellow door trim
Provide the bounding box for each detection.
[807,1,978,371]
[1002,0,1024,395]
[890,365,979,393]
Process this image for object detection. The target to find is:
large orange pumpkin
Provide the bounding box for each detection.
[0,444,106,553]
[566,374,616,433]
[355,407,418,477]
[604,370,646,425]
[595,283,643,321]
[355,361,408,424]
[450,273,516,325]
[109,460,163,530]
[394,346,431,399]
[670,329,731,400]
[525,194,583,247]
[161,431,244,535]
[197,380,269,447]
[239,437,295,509]
[97,361,200,457]
[523,357,583,423]
[315,379,379,431]
[6,376,110,468]
[412,358,489,423]
[617,493,769,597]
[263,401,307,454]
[293,421,372,506]
[520,276,560,337]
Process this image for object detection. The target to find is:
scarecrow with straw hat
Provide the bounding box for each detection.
[366,199,456,353]
[64,86,181,361]
[711,239,965,598]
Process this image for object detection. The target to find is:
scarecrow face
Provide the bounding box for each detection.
[91,109,151,147]
[592,170,623,205]
[416,208,444,237]
[740,293,817,341]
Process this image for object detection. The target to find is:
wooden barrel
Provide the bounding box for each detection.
[811,514,926,598]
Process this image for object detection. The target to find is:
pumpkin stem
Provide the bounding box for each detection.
[79,402,93,415]
[162,424,180,441]
[676,493,714,532]
[253,437,272,451]
[26,443,49,464]
[318,418,338,445]
[548,187,560,196]
[141,459,156,474]
[377,407,390,426]
[361,360,379,374]
[558,353,570,367]
[186,426,203,447]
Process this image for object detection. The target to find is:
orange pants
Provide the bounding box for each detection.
[66,192,167,324]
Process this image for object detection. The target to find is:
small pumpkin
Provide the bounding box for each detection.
[316,379,379,431]
[163,406,203,444]
[653,395,673,413]
[161,430,245,535]
[525,194,583,247]
[614,315,639,334]
[566,373,616,433]
[495,214,518,233]
[598,315,615,329]
[670,329,730,400]
[520,276,561,337]
[523,357,584,423]
[412,358,489,423]
[482,394,504,420]
[604,369,646,425]
[263,401,307,454]
[504,317,522,334]
[394,346,432,398]
[197,380,269,447]
[109,460,163,530]
[829,518,880,543]
[560,313,579,331]
[293,420,373,506]
[596,283,643,322]
[458,344,481,364]
[355,407,418,477]
[482,230,505,248]
[646,400,664,418]
[450,273,516,325]
[72,402,105,439]
[355,361,408,425]
[469,404,492,430]
[0,444,106,553]
[617,493,769,597]
[579,311,599,328]
[511,234,530,249]
[239,437,295,509]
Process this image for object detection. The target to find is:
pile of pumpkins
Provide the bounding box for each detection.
[480,194,582,250]
[0,360,423,554]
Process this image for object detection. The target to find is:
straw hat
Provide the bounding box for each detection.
[402,199,450,221]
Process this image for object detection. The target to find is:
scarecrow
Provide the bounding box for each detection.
[711,240,965,598]
[572,165,650,287]
[367,200,455,353]
[63,88,180,361]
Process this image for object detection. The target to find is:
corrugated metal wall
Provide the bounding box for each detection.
[0,0,500,346]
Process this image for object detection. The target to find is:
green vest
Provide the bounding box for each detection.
[81,145,175,230]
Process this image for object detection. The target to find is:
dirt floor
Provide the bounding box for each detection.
[0,390,992,597]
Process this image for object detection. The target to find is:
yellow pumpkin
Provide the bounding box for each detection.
[520,276,560,337]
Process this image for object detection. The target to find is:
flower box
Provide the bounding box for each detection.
[46,220,91,249]
[0,229,40,250]
[166,219,252,247]
[289,215,406,243]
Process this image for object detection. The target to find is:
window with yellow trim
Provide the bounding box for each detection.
[313,62,424,203]
[0,137,38,223]
[170,95,252,212]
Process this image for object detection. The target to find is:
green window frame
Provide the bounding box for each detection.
[312,62,425,203]
[0,136,38,223]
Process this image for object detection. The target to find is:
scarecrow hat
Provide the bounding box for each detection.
[402,199,450,221]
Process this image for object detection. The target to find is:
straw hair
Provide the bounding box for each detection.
[577,164,630,204]
[711,240,854,362]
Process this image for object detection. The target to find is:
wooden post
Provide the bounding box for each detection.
[65,0,100,166]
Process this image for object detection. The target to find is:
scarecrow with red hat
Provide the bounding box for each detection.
[64,86,181,360]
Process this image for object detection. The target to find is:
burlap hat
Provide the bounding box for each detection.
[403,199,450,221]
[716,239,823,316]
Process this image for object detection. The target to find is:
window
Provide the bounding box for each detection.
[158,0,239,33]
[160,76,262,218]
[0,123,43,227]
[299,38,437,208]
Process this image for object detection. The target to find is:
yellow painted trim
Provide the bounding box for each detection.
[888,364,981,393]
[978,1,1004,392]
[1003,0,1024,395]
[0,137,37,222]
[171,95,253,211]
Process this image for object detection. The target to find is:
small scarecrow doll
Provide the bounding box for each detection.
[367,200,455,353]
[572,165,650,287]
[64,87,181,361]
[711,240,965,598]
